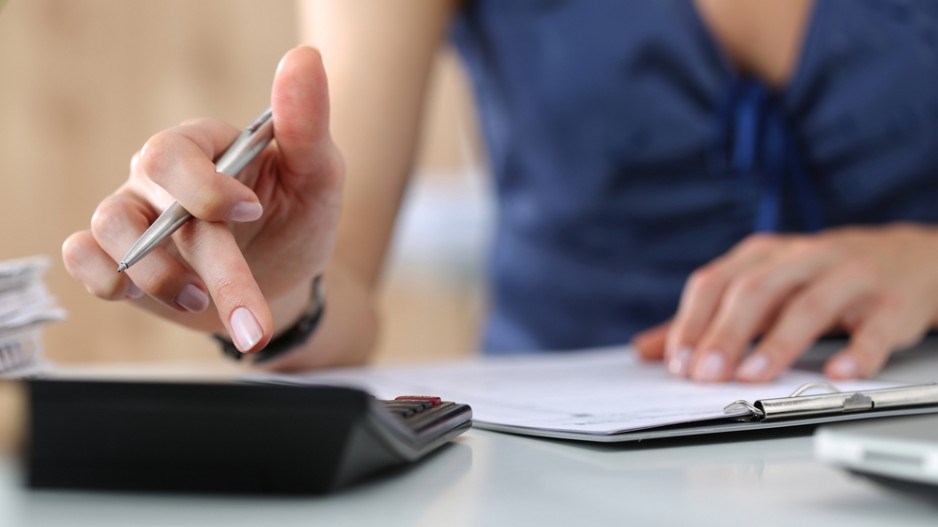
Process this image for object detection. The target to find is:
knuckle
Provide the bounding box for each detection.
[842,259,881,287]
[877,293,905,316]
[138,132,176,181]
[211,276,244,308]
[730,272,767,299]
[90,197,128,242]
[788,238,822,257]
[178,123,217,153]
[738,233,779,253]
[793,291,832,320]
[61,232,88,272]
[139,267,183,301]
[687,266,723,294]
[840,258,870,277]
[191,175,230,218]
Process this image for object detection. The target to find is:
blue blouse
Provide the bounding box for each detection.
[452,0,938,353]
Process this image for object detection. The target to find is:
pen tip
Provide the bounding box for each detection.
[117,262,128,273]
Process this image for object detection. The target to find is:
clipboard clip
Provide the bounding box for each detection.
[723,382,938,422]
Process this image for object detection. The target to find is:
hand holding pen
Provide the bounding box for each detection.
[116,107,275,274]
[62,47,344,354]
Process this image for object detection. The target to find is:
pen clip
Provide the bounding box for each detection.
[246,107,273,133]
[214,107,275,177]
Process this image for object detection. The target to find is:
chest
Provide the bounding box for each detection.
[692,0,815,88]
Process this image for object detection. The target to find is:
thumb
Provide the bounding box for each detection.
[270,45,333,182]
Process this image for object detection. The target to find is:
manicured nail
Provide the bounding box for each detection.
[175,284,209,313]
[693,351,726,382]
[737,354,770,381]
[230,307,263,352]
[668,346,693,376]
[226,201,263,222]
[830,355,860,378]
[125,282,144,300]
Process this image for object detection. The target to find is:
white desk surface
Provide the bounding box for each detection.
[1,345,937,527]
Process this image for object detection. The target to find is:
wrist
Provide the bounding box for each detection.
[270,277,320,338]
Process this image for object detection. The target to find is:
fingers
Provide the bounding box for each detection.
[659,226,938,382]
[172,220,273,353]
[89,193,210,313]
[736,263,876,382]
[666,235,779,364]
[62,231,142,301]
[688,241,837,382]
[270,46,338,187]
[666,234,785,377]
[136,122,263,222]
[825,302,898,379]
[632,321,671,361]
[825,295,929,380]
[80,189,273,353]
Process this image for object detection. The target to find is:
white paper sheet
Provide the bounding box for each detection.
[0,256,65,376]
[249,347,895,437]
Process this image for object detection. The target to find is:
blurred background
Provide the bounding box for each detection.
[0,0,489,367]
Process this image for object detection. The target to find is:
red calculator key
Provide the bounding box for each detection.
[395,395,442,406]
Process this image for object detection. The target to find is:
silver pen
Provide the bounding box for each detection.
[117,107,275,273]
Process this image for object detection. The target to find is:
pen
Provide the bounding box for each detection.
[117,107,275,273]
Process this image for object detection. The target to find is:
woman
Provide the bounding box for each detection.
[62,0,938,383]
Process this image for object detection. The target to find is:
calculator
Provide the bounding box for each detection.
[26,378,472,494]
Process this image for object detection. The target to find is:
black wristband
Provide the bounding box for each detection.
[214,275,325,364]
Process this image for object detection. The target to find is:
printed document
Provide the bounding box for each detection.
[250,347,895,439]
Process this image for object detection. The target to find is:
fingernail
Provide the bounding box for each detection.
[693,351,726,382]
[226,201,263,222]
[230,307,263,352]
[737,354,771,381]
[276,54,288,76]
[667,346,693,376]
[175,284,209,313]
[125,282,144,300]
[830,356,860,378]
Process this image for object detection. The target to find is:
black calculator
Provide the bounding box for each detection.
[26,378,472,494]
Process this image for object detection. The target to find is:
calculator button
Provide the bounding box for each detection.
[394,396,442,406]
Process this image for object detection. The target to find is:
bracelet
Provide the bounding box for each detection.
[214,275,326,364]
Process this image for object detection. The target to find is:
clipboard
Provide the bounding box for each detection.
[518,382,938,443]
[249,349,938,444]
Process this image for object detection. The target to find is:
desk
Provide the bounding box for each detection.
[1,349,936,527]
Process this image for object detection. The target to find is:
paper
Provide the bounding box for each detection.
[249,347,895,437]
[0,256,65,377]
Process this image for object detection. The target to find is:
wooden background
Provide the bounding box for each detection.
[0,0,482,368]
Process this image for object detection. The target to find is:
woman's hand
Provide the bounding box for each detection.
[62,46,344,354]
[634,225,938,382]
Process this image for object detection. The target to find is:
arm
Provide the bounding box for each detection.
[62,1,458,371]
[261,0,459,371]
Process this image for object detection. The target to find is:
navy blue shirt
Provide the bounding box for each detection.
[452,0,938,353]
